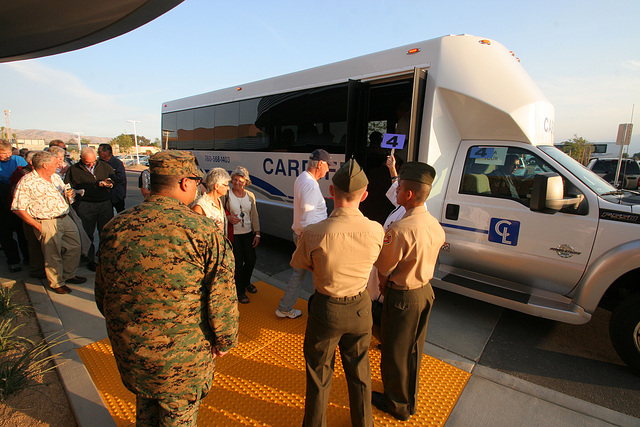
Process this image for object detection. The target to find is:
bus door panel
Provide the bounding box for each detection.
[347,79,370,164]
[439,142,595,297]
[407,68,427,162]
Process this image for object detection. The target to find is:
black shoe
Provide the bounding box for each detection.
[371,391,410,421]
[66,276,87,284]
[87,261,97,272]
[51,285,72,294]
[8,264,22,273]
[238,294,250,304]
[246,284,257,293]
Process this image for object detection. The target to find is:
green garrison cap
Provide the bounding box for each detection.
[149,151,199,176]
[399,161,436,185]
[332,159,368,192]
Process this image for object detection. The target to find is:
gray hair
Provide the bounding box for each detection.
[80,147,96,159]
[25,151,36,164]
[32,151,57,170]
[230,166,251,186]
[48,146,65,158]
[307,159,320,171]
[204,168,231,191]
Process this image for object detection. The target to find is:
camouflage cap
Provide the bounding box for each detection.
[332,159,368,192]
[399,161,436,185]
[149,151,199,176]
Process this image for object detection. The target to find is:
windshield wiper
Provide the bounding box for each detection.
[600,190,624,196]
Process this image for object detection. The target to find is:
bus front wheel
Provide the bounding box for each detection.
[610,292,640,376]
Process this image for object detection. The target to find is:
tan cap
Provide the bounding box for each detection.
[332,159,368,192]
[399,161,436,185]
[149,151,199,176]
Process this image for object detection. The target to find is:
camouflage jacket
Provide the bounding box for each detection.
[95,195,238,398]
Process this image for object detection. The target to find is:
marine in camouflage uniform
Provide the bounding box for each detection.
[95,151,239,427]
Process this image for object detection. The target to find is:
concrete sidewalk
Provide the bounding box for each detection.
[2,259,638,426]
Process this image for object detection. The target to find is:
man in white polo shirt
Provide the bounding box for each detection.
[276,149,331,319]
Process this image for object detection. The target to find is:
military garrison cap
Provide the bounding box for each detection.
[332,159,368,192]
[399,161,436,185]
[149,151,199,176]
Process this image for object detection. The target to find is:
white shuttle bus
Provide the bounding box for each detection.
[162,34,640,373]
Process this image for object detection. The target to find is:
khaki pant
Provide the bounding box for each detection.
[35,215,81,288]
[380,285,433,419]
[303,291,373,427]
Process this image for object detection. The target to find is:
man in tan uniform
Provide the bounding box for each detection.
[372,162,445,421]
[291,159,384,427]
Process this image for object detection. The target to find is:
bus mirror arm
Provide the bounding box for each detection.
[547,194,584,211]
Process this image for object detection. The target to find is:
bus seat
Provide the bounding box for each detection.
[462,173,491,194]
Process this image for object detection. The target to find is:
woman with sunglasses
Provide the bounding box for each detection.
[226,166,261,304]
[192,168,230,235]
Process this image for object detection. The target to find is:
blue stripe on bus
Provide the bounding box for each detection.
[249,175,288,198]
[441,223,489,234]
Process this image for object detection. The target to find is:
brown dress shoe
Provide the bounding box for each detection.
[51,285,72,294]
[66,276,87,284]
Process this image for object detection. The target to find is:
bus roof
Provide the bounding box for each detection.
[163,34,554,146]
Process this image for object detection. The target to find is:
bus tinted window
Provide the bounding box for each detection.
[177,110,194,149]
[163,83,348,153]
[193,106,214,150]
[239,98,269,150]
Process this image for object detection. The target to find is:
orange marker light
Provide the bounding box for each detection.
[236,87,242,91]
[479,39,491,45]
[407,48,421,55]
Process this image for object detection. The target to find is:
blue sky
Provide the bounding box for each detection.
[1,0,639,152]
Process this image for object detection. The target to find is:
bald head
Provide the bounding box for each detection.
[81,147,97,168]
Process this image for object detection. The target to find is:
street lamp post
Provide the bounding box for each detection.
[126,120,141,164]
[76,131,83,151]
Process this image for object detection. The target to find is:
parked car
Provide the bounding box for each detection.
[586,158,640,190]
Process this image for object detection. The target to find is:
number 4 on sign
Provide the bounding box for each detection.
[381,133,406,150]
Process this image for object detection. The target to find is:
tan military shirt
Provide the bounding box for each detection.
[291,207,384,298]
[375,205,445,291]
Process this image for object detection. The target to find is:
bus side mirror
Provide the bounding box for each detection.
[531,173,584,213]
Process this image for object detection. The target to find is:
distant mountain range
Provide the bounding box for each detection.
[14,129,112,145]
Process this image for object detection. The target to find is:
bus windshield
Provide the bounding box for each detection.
[540,145,617,195]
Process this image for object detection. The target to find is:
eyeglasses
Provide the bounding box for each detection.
[184,176,203,184]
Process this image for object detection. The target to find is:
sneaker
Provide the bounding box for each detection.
[275,308,302,319]
[8,264,22,273]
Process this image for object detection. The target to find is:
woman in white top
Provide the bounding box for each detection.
[192,168,230,235]
[225,166,261,304]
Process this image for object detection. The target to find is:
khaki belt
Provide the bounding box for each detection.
[38,213,68,220]
[316,289,366,302]
[387,281,428,291]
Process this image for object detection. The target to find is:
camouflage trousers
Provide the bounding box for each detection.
[135,393,204,427]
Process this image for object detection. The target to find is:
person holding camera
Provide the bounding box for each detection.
[225,166,261,304]
[65,147,115,271]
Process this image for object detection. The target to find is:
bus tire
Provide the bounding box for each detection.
[609,292,640,376]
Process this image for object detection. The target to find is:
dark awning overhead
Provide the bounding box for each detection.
[0,0,184,63]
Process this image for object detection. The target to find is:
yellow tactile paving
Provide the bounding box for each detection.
[78,282,470,426]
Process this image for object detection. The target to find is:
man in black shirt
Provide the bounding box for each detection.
[65,147,115,271]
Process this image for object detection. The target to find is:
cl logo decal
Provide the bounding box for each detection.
[488,218,520,246]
